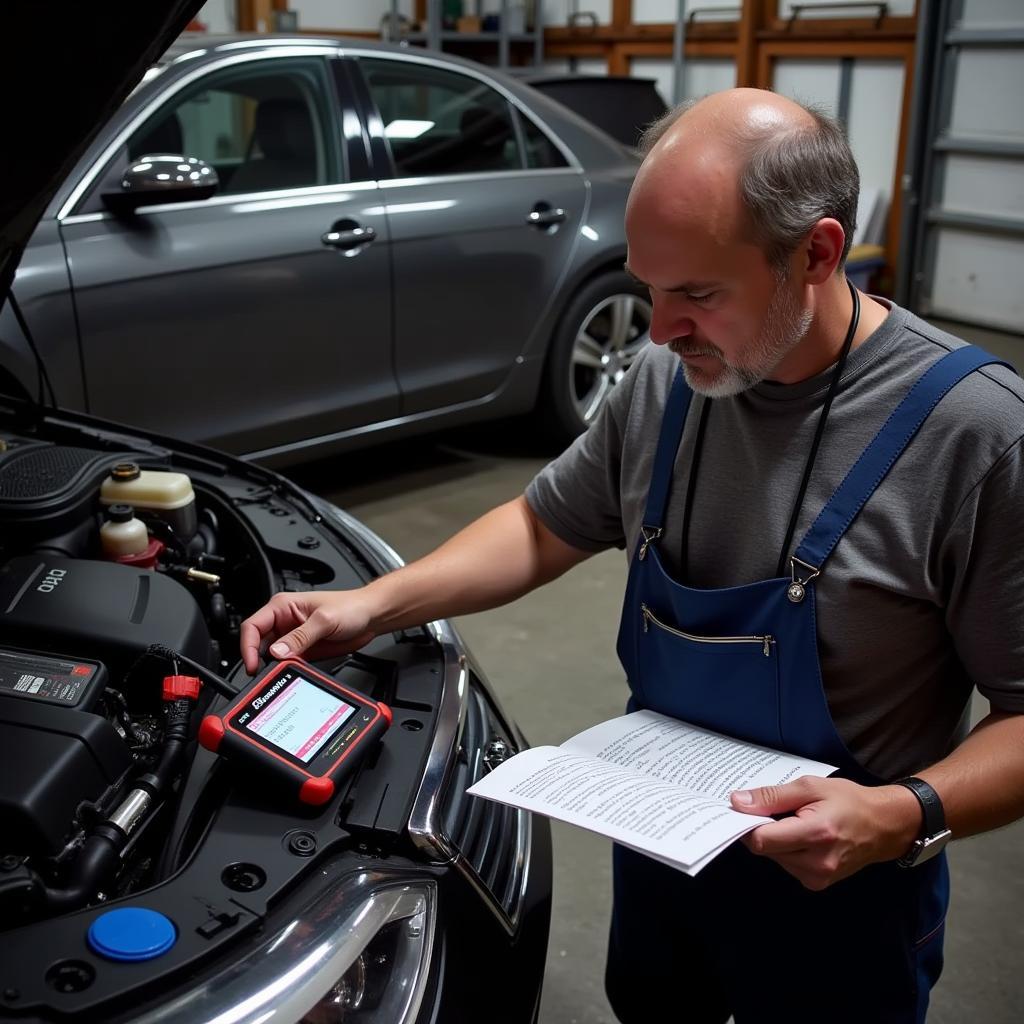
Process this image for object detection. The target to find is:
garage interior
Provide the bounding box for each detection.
[10,0,1019,1020]
[209,0,1024,1020]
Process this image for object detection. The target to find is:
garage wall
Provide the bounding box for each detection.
[910,0,1024,332]
[771,58,904,246]
[631,0,739,21]
[543,58,611,76]
[776,0,915,15]
[280,0,415,31]
[538,0,612,26]
[629,58,736,105]
[196,0,237,33]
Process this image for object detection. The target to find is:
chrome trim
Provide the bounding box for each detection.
[58,47,343,220]
[377,167,585,190]
[135,874,436,1024]
[339,45,583,172]
[60,180,381,225]
[243,388,517,461]
[61,41,584,221]
[407,632,467,868]
[309,498,533,934]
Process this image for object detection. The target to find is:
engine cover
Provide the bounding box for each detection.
[0,438,143,554]
[0,695,131,856]
[0,556,211,681]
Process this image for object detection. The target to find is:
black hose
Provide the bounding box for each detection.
[36,686,196,913]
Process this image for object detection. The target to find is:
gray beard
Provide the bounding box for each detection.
[672,281,814,399]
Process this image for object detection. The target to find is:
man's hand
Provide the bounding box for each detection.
[240,590,377,673]
[730,777,922,890]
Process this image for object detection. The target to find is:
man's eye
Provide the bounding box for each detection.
[689,292,716,305]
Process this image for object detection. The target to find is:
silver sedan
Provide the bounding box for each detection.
[2,34,650,463]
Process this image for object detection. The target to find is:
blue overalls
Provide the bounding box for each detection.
[608,345,1010,1024]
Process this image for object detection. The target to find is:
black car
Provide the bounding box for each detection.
[0,7,550,1022]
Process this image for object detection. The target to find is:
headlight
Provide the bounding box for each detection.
[136,873,436,1024]
[301,904,432,1023]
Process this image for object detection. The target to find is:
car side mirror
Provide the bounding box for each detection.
[102,154,219,214]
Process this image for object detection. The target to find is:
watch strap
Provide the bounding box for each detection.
[894,776,946,839]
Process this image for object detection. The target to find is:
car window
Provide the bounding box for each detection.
[518,111,569,169]
[360,58,523,177]
[123,58,340,197]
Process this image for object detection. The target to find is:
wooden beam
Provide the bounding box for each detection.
[237,0,273,32]
[618,40,737,58]
[764,15,916,37]
[546,23,738,43]
[545,42,612,59]
[737,0,766,88]
[612,0,632,31]
[885,48,917,283]
[758,38,912,59]
[546,39,736,60]
[609,43,630,76]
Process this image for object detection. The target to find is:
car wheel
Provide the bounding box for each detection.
[540,270,652,446]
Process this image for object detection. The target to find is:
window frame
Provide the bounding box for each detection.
[69,50,350,218]
[350,52,580,183]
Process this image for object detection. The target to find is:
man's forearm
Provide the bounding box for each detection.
[916,710,1024,839]
[360,496,591,634]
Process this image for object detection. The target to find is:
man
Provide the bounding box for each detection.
[241,90,1024,1022]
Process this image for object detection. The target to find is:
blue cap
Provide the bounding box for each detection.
[88,907,177,962]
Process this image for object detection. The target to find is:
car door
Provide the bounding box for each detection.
[353,55,588,415]
[58,52,396,458]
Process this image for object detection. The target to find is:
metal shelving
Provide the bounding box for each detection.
[384,0,544,68]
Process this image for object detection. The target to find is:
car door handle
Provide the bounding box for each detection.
[321,224,377,250]
[527,207,566,228]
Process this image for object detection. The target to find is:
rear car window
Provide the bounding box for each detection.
[360,58,524,177]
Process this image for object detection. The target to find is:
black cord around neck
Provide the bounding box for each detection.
[774,280,861,577]
[678,280,862,581]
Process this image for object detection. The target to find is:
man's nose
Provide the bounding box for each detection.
[648,298,694,346]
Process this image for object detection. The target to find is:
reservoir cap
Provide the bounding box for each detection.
[87,907,177,962]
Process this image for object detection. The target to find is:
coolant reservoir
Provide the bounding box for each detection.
[100,504,148,557]
[100,462,197,541]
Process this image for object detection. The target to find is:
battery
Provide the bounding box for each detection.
[0,647,107,710]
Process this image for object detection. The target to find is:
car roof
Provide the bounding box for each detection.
[152,33,637,168]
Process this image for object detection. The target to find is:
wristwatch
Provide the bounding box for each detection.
[893,777,952,868]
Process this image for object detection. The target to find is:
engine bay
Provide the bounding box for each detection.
[0,420,458,1017]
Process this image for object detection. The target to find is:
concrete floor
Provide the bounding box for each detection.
[289,318,1024,1023]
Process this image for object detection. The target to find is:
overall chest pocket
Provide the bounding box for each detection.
[636,603,782,748]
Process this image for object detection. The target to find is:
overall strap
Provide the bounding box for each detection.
[641,368,694,549]
[794,346,1014,576]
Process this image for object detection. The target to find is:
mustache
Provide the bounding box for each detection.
[668,338,724,360]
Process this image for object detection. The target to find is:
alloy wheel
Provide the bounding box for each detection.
[569,293,653,425]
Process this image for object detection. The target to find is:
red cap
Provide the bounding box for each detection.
[114,538,166,569]
[198,715,225,752]
[299,777,335,805]
[163,675,202,701]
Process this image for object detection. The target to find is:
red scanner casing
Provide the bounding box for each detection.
[199,658,391,805]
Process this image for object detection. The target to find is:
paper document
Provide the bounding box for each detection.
[467,710,836,875]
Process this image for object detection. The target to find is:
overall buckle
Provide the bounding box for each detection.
[638,526,662,561]
[787,557,821,603]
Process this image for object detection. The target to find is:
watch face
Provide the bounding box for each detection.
[900,828,953,867]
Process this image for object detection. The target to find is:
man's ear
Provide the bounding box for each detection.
[801,217,846,284]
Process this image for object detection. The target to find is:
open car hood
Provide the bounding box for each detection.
[0,2,203,307]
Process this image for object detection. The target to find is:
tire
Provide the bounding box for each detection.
[538,270,652,447]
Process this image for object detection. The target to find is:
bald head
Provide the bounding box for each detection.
[628,88,859,274]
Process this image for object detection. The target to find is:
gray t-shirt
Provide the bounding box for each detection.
[526,300,1024,779]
